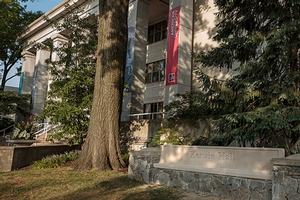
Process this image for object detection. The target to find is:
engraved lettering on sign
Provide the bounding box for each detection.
[218,152,235,161]
[190,151,235,161]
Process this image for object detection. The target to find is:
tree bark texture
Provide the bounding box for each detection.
[75,0,128,170]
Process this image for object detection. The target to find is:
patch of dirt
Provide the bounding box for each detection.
[18,165,31,171]
[116,167,128,173]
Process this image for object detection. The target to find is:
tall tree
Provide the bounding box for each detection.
[75,0,128,170]
[39,8,97,146]
[168,1,300,154]
[0,0,42,90]
[0,91,30,117]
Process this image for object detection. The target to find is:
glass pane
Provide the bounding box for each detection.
[162,30,167,40]
[153,63,159,72]
[154,32,161,42]
[148,25,154,34]
[151,103,158,112]
[160,70,165,81]
[162,20,167,40]
[158,102,163,112]
[144,104,151,113]
[154,23,161,32]
[159,60,165,70]
[159,60,165,81]
[162,20,168,28]
[152,72,159,82]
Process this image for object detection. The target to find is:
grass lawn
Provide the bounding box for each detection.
[0,165,199,200]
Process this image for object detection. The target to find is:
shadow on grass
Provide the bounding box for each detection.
[0,182,13,193]
[0,168,189,200]
[48,175,184,200]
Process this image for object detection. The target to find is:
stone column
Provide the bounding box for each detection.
[48,34,69,91]
[51,34,69,61]
[164,0,194,106]
[20,51,36,94]
[31,49,51,115]
[271,156,300,200]
[121,0,150,121]
[128,147,161,183]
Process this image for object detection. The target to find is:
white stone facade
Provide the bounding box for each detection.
[18,0,222,121]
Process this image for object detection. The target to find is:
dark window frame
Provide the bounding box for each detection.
[143,102,164,119]
[148,20,167,44]
[146,60,165,84]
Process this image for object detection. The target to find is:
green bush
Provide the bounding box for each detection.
[12,121,36,140]
[0,118,14,131]
[191,135,233,146]
[122,153,129,166]
[149,128,185,147]
[31,150,80,169]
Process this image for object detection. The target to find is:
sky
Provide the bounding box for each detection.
[21,0,63,12]
[6,0,63,87]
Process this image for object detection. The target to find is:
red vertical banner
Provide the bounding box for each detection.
[166,6,181,86]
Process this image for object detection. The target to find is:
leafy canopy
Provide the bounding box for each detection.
[0,91,30,116]
[0,0,42,90]
[167,0,300,154]
[38,6,97,146]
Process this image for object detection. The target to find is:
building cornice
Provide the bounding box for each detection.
[17,0,87,42]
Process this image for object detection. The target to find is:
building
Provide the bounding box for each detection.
[18,0,227,121]
[4,86,18,93]
[2,86,18,122]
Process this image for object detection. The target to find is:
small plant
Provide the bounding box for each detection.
[121,153,129,166]
[31,150,80,169]
[12,121,36,140]
[149,128,185,147]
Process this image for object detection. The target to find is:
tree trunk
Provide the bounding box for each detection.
[0,63,8,91]
[75,0,128,170]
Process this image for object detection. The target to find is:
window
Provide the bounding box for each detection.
[148,20,167,44]
[146,60,165,83]
[143,102,164,119]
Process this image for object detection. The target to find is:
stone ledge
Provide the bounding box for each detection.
[154,163,272,180]
[0,144,80,172]
[271,158,300,167]
[129,147,161,156]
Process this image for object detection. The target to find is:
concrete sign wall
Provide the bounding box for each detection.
[154,145,285,180]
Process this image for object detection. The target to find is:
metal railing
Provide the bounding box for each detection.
[0,122,57,143]
[33,123,57,140]
[129,112,165,120]
[0,124,15,137]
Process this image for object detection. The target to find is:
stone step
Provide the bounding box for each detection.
[35,133,68,146]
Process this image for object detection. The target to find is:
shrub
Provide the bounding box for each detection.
[12,121,36,140]
[149,128,185,147]
[121,153,129,166]
[31,150,80,169]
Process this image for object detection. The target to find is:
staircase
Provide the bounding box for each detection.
[0,124,14,146]
[0,124,14,137]
[0,123,68,146]
[33,123,68,145]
